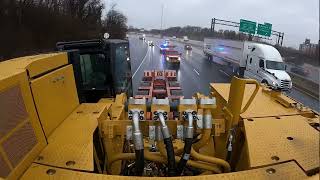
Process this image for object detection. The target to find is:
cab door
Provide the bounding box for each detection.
[244,54,256,79]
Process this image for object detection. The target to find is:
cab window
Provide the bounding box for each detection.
[114,44,132,95]
[80,53,108,89]
[259,59,264,68]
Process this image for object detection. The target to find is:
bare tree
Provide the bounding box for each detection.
[102,4,128,39]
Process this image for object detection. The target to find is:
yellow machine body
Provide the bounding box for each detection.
[0,53,318,179]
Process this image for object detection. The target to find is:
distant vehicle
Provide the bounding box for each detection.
[138,33,146,40]
[148,41,154,47]
[183,36,189,42]
[159,43,176,53]
[172,36,177,40]
[203,38,292,90]
[164,50,181,64]
[184,44,192,50]
[291,67,309,76]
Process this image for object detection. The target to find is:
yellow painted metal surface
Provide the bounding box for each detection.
[0,52,318,179]
[210,83,312,118]
[243,115,319,174]
[25,53,68,78]
[34,103,110,171]
[0,53,68,80]
[21,161,308,179]
[0,72,46,180]
[30,65,79,137]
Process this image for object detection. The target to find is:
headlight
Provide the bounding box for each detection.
[178,57,181,61]
[127,57,130,61]
[166,57,169,61]
[272,81,278,87]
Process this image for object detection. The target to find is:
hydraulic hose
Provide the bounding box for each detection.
[108,153,135,173]
[193,109,212,152]
[155,143,221,173]
[158,112,176,176]
[132,111,144,176]
[193,129,212,151]
[107,151,222,174]
[176,112,194,175]
[190,147,231,172]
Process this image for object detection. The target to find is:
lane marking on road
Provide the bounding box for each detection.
[219,70,230,77]
[193,69,200,76]
[132,48,149,78]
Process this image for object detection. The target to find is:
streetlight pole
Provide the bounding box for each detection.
[160,4,164,37]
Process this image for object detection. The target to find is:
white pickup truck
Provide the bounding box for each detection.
[183,36,189,42]
[203,38,292,90]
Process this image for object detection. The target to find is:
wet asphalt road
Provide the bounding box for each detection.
[129,36,319,112]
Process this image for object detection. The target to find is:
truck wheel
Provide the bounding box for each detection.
[261,80,268,85]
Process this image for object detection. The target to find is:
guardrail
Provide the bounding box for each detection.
[289,72,319,99]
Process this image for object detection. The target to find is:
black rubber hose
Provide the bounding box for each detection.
[134,150,144,176]
[163,138,176,176]
[176,138,193,175]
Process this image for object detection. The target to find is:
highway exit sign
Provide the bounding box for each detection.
[239,19,256,34]
[257,23,272,37]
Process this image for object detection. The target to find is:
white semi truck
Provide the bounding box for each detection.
[203,38,292,90]
[183,36,189,42]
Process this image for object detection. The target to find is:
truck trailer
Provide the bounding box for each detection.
[203,38,292,90]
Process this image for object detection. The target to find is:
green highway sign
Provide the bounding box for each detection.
[257,22,272,37]
[239,19,257,34]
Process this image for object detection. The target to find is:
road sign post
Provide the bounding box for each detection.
[239,19,256,34]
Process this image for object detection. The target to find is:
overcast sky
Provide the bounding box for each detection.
[105,0,319,48]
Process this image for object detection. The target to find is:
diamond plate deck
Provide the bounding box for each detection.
[244,115,319,174]
[21,161,308,179]
[34,103,110,171]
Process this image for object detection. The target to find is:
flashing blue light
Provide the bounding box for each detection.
[216,47,224,51]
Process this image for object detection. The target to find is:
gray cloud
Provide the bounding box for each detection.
[105,0,319,48]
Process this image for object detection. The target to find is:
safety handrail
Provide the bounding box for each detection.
[240,79,259,114]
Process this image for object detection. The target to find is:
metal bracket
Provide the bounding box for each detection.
[126,125,132,140]
[155,126,163,141]
[196,114,203,129]
[177,125,184,139]
[149,126,156,140]
[199,98,216,105]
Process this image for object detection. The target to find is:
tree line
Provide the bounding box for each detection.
[129,26,251,41]
[0,1,128,61]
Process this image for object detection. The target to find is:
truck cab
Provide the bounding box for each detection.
[56,39,133,102]
[245,44,292,90]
